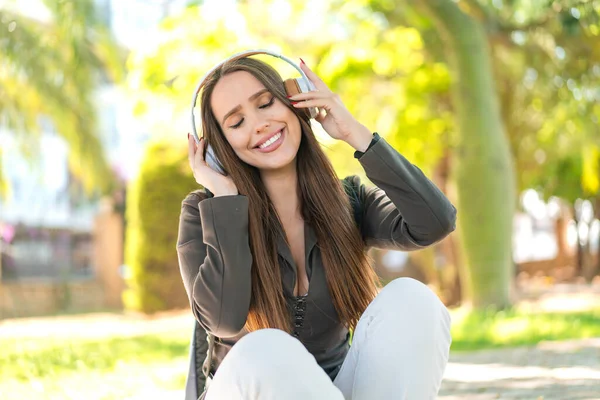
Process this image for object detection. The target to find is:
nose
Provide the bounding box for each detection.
[254,119,270,134]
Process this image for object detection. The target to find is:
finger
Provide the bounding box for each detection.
[197,137,205,162]
[288,90,331,101]
[299,60,330,92]
[315,108,327,123]
[188,134,196,166]
[292,99,332,111]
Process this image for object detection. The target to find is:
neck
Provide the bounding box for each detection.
[260,161,301,221]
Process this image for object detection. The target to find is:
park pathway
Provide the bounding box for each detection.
[439,338,600,400]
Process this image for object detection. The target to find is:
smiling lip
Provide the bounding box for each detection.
[255,129,285,153]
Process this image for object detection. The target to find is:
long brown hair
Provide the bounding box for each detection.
[199,57,379,332]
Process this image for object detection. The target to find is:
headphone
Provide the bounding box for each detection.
[190,49,318,174]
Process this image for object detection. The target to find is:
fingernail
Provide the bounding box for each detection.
[300,58,305,65]
[187,133,190,139]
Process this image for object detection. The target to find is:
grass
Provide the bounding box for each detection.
[450,307,600,351]
[1,334,189,381]
[1,307,600,398]
[0,331,191,399]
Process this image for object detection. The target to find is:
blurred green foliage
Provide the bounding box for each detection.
[0,0,124,196]
[126,1,452,178]
[124,0,600,309]
[123,139,198,313]
[127,0,600,200]
[480,0,600,202]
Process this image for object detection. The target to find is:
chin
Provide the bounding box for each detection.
[256,154,297,172]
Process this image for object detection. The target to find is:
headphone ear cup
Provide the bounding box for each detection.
[295,77,311,93]
[204,143,226,175]
[284,78,301,97]
[283,78,318,119]
[295,78,318,119]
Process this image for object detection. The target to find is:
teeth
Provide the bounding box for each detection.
[258,131,282,149]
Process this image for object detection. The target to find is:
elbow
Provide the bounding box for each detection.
[436,204,457,239]
[193,303,248,338]
[212,316,248,338]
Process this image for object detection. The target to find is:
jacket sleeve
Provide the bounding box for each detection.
[352,137,457,250]
[176,191,253,338]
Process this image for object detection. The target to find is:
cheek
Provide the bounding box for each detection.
[287,113,302,141]
[275,105,300,134]
[223,131,253,160]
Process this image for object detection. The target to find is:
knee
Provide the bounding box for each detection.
[377,278,450,326]
[209,329,340,400]
[384,277,437,301]
[384,278,440,304]
[230,328,296,359]
[223,328,302,373]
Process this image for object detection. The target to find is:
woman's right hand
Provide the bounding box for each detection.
[188,134,239,197]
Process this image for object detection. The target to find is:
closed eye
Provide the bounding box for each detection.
[229,97,275,129]
[230,118,244,129]
[259,97,275,109]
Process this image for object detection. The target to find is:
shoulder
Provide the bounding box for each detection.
[181,188,212,210]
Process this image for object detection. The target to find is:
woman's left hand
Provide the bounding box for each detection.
[289,60,373,152]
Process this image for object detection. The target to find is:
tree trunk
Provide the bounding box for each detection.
[595,197,600,278]
[572,204,583,277]
[408,0,516,308]
[433,147,462,306]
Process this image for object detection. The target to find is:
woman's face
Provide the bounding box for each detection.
[210,71,302,173]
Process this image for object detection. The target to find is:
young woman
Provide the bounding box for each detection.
[177,55,456,399]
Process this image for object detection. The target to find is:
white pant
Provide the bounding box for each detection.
[205,278,452,400]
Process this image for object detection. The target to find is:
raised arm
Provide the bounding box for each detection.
[176,191,253,337]
[283,61,456,251]
[350,134,457,250]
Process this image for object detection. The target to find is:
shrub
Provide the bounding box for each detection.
[123,139,199,313]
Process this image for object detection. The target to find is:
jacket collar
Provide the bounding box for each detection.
[276,222,318,270]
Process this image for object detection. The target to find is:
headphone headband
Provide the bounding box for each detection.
[190,49,315,142]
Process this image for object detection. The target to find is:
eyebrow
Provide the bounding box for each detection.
[221,88,271,125]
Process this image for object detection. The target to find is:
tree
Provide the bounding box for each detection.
[476,0,600,202]
[397,0,516,309]
[461,0,600,280]
[363,0,600,307]
[0,0,123,196]
[127,0,599,310]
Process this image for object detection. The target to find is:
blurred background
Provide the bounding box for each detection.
[1,0,599,399]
